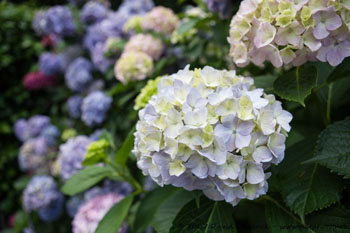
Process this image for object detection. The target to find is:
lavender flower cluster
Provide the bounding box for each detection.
[23,175,64,221]
[133,66,292,206]
[57,135,92,181]
[14,116,60,174]
[229,0,350,67]
[32,6,75,37]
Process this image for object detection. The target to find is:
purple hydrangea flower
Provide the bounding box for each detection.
[14,119,30,142]
[58,136,92,181]
[39,52,65,76]
[66,196,84,218]
[80,2,108,24]
[90,43,114,72]
[44,6,75,37]
[67,95,84,119]
[203,0,233,19]
[27,115,51,138]
[83,24,108,52]
[18,137,52,173]
[119,0,154,15]
[65,57,94,92]
[23,175,61,212]
[81,91,112,127]
[40,125,60,146]
[38,193,64,222]
[84,180,133,201]
[32,11,48,36]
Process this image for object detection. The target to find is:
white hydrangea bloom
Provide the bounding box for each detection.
[133,66,292,206]
[229,0,350,67]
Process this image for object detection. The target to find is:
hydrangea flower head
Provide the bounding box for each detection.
[39,52,65,76]
[27,115,51,138]
[18,138,52,173]
[58,136,92,181]
[114,51,154,83]
[142,6,179,35]
[80,1,108,24]
[14,119,30,142]
[23,175,62,212]
[39,6,75,37]
[67,95,84,119]
[22,71,55,91]
[203,0,233,19]
[133,65,292,206]
[72,193,127,233]
[134,76,162,110]
[229,0,350,67]
[81,91,112,127]
[38,193,64,221]
[65,57,93,92]
[124,34,164,60]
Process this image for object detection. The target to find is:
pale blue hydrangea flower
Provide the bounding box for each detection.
[44,6,75,37]
[40,125,60,146]
[38,193,64,221]
[133,66,292,206]
[80,2,108,25]
[65,57,93,92]
[81,91,112,127]
[18,138,51,173]
[67,95,84,119]
[58,136,92,181]
[90,43,114,72]
[203,0,233,19]
[14,119,30,142]
[27,115,51,138]
[83,24,108,52]
[23,175,62,212]
[39,52,65,76]
[66,196,84,218]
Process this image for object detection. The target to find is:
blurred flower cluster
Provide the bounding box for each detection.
[229,0,350,67]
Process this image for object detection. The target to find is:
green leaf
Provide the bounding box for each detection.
[265,197,313,233]
[133,186,180,233]
[152,189,193,233]
[306,205,350,232]
[82,139,109,166]
[169,197,237,233]
[176,18,199,35]
[275,138,345,220]
[253,75,277,91]
[115,126,136,167]
[61,166,114,195]
[303,117,350,178]
[95,195,134,233]
[273,65,318,107]
[327,57,350,83]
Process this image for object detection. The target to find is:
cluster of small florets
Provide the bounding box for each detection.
[22,71,56,91]
[32,6,75,37]
[114,51,154,83]
[72,193,127,233]
[81,91,112,126]
[203,0,233,19]
[58,136,92,181]
[124,34,164,60]
[65,57,94,92]
[133,65,292,206]
[23,175,64,221]
[229,0,350,67]
[134,76,162,110]
[80,1,108,24]
[14,115,60,173]
[82,0,154,72]
[67,95,84,119]
[39,52,65,76]
[141,6,179,36]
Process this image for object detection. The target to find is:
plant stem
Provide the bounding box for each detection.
[326,83,333,125]
[105,159,143,194]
